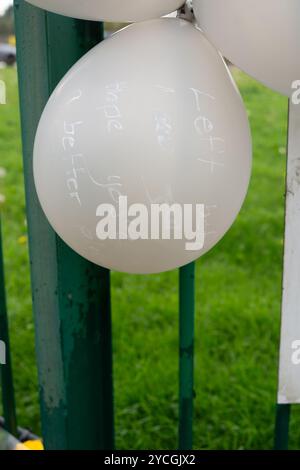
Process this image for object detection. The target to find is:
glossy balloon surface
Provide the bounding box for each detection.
[26,0,185,22]
[194,0,300,96]
[34,19,252,274]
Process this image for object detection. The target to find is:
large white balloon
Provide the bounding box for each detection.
[33,18,252,274]
[194,0,300,97]
[25,0,185,22]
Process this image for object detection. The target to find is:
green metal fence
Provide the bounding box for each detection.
[0,0,292,451]
[13,1,114,450]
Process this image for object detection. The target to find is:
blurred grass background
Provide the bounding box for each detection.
[1,65,299,450]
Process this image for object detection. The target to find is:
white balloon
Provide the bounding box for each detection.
[194,0,300,97]
[25,0,185,22]
[33,18,252,274]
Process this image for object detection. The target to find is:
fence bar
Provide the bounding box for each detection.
[274,404,291,450]
[14,1,114,449]
[275,99,300,449]
[0,218,17,436]
[179,262,195,450]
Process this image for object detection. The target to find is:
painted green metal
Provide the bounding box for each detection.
[274,404,290,450]
[0,218,17,436]
[179,262,195,450]
[14,1,114,450]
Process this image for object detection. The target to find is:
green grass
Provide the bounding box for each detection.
[1,66,299,450]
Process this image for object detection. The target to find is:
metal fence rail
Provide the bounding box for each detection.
[13,0,114,450]
[179,262,195,450]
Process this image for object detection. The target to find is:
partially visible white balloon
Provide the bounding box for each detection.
[33,18,252,274]
[25,0,185,22]
[194,0,300,97]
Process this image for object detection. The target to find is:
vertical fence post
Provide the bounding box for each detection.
[14,0,114,450]
[274,404,291,450]
[275,98,300,450]
[0,218,17,436]
[179,262,195,450]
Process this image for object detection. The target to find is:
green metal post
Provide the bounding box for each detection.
[0,218,17,435]
[14,1,114,450]
[179,262,195,450]
[274,404,290,450]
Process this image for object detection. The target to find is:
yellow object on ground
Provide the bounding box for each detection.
[15,443,29,451]
[23,440,44,450]
[0,426,44,450]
